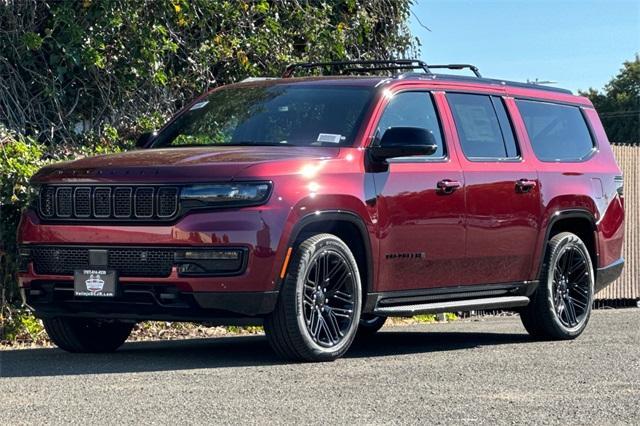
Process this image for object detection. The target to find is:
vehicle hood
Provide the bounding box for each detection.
[31,146,340,184]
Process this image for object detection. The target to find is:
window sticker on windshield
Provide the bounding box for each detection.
[189,101,209,111]
[317,133,343,144]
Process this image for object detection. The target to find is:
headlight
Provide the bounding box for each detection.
[180,182,271,208]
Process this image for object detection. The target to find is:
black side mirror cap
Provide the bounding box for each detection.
[369,127,438,162]
[136,131,157,148]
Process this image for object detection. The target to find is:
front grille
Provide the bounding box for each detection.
[94,188,111,218]
[74,188,91,217]
[108,248,174,277]
[38,185,179,221]
[31,247,90,275]
[135,188,154,218]
[56,188,73,217]
[31,246,174,277]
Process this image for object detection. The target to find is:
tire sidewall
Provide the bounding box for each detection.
[293,236,362,358]
[544,233,594,337]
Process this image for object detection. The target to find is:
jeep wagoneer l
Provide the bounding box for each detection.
[18,60,625,361]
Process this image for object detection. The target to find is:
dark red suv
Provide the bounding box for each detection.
[18,60,625,361]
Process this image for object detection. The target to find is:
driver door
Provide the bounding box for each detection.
[372,91,467,292]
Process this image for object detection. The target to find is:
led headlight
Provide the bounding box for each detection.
[180,182,271,208]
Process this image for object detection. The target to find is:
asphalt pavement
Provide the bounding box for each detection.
[1,309,638,425]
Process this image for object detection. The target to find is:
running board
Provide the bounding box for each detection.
[373,296,530,316]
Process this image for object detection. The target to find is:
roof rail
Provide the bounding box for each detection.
[240,77,279,83]
[281,59,431,78]
[428,64,482,78]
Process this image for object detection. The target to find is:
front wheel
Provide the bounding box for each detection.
[264,233,362,362]
[520,232,594,340]
[43,317,133,353]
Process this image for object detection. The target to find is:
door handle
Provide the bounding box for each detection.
[516,179,537,193]
[437,179,461,194]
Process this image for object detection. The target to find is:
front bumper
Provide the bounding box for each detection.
[17,206,290,320]
[18,207,288,293]
[22,281,278,322]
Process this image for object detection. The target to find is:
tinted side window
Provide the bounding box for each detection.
[516,100,594,161]
[447,93,519,160]
[376,92,445,158]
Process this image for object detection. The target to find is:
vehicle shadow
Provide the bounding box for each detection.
[0,329,531,378]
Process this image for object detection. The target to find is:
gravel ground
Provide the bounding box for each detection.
[0,309,638,425]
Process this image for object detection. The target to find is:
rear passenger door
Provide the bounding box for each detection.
[445,93,541,285]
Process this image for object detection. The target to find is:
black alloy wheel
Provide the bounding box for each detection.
[520,232,594,340]
[551,243,592,328]
[302,248,358,347]
[265,233,362,361]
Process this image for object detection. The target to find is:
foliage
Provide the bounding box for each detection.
[412,314,437,323]
[0,309,45,344]
[580,55,640,144]
[0,127,47,207]
[444,312,457,321]
[0,126,125,312]
[410,313,457,323]
[0,0,418,146]
[0,127,48,310]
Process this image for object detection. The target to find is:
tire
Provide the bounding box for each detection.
[520,232,594,340]
[357,314,387,336]
[43,317,133,353]
[264,233,362,362]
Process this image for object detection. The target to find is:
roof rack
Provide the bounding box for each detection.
[428,64,482,78]
[278,59,571,95]
[281,60,431,78]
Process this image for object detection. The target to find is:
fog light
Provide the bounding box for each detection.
[176,248,247,277]
[183,250,240,260]
[179,264,207,274]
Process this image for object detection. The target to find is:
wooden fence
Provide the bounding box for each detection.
[596,144,639,301]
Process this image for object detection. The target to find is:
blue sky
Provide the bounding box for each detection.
[409,0,640,92]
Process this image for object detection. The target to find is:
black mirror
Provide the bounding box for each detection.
[136,131,157,148]
[369,127,438,162]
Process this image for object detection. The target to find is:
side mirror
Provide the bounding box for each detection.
[369,127,438,163]
[136,131,157,148]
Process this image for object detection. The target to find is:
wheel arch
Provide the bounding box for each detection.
[284,211,374,301]
[536,209,598,280]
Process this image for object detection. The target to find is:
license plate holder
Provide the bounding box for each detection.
[74,269,117,297]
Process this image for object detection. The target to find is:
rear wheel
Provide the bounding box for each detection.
[357,314,386,336]
[43,317,133,353]
[264,233,362,362]
[521,232,594,339]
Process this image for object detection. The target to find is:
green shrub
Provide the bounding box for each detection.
[0,127,126,311]
[0,0,417,147]
[0,128,48,309]
[0,309,45,344]
[412,314,437,323]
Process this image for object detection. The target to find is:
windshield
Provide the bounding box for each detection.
[151,84,374,148]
